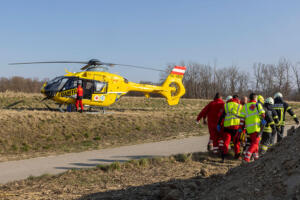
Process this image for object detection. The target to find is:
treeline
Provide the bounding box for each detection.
[2,58,300,101]
[0,77,46,93]
[160,58,300,100]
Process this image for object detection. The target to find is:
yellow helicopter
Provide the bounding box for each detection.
[10,59,186,109]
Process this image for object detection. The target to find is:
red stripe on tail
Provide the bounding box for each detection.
[174,66,186,70]
[171,66,186,75]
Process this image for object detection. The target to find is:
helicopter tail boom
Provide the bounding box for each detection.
[159,66,186,105]
[124,65,186,106]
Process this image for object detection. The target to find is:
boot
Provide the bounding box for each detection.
[242,159,249,165]
[260,149,267,155]
[212,149,219,155]
[253,153,259,160]
[234,153,242,160]
[207,143,213,151]
[221,153,227,163]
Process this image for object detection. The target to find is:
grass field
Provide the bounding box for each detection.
[0,91,299,162]
[0,92,209,161]
[0,152,240,200]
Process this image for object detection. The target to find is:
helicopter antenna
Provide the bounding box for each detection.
[9,59,165,72]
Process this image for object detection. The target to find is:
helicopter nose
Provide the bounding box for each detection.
[41,82,56,99]
[41,82,47,95]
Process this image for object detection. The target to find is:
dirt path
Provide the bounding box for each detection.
[0,135,209,184]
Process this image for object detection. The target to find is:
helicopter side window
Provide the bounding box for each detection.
[94,81,107,93]
[85,81,93,90]
[51,78,68,91]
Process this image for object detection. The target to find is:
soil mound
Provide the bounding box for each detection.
[157,126,300,200]
[199,126,300,200]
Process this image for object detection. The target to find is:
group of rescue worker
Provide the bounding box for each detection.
[196,92,299,163]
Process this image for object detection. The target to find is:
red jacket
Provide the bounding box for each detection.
[77,85,83,97]
[197,98,225,127]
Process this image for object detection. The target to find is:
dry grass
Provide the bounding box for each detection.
[0,152,240,200]
[0,92,298,161]
[0,93,208,161]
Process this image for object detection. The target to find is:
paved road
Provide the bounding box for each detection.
[0,124,296,184]
[0,135,209,184]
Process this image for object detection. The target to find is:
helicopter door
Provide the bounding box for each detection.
[92,81,107,102]
[81,80,94,99]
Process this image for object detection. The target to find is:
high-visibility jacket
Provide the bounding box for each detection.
[239,101,265,134]
[224,101,242,127]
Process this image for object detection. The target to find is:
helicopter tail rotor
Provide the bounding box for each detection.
[159,66,186,106]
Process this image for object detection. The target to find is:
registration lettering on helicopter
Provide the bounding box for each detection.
[59,88,77,97]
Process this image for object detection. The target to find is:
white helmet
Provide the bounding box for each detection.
[274,92,283,99]
[265,97,274,105]
[226,95,233,101]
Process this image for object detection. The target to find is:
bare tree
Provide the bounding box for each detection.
[157,58,297,100]
[0,77,45,93]
[292,62,300,93]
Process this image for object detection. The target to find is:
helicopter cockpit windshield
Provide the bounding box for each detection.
[44,76,69,91]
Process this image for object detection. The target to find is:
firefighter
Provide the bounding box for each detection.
[240,93,266,163]
[217,95,242,161]
[273,92,299,143]
[226,95,232,102]
[196,93,225,153]
[260,97,279,154]
[76,83,84,112]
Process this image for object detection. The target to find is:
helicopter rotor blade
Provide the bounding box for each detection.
[9,61,88,65]
[9,59,166,72]
[100,62,116,67]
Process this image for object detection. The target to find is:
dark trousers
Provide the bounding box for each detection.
[261,132,272,153]
[261,132,271,146]
[276,125,284,143]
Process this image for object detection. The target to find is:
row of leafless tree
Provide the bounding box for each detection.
[160,58,300,100]
[2,58,300,101]
[0,77,46,93]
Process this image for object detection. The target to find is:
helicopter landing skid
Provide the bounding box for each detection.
[58,104,65,112]
[84,106,114,114]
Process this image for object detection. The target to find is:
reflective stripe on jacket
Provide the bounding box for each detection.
[240,101,265,134]
[224,101,242,127]
[263,121,275,133]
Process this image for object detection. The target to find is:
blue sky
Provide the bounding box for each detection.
[0,0,300,82]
